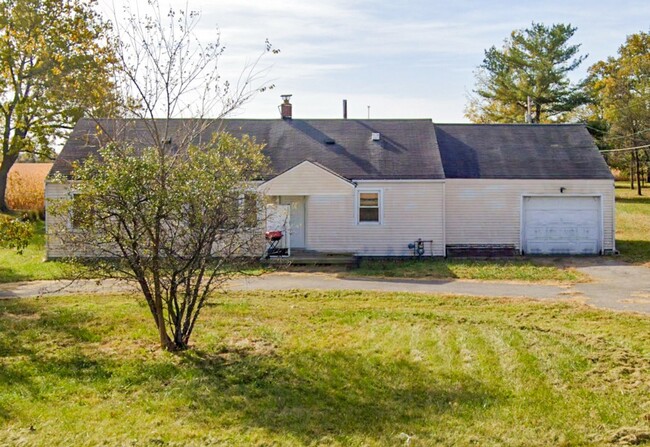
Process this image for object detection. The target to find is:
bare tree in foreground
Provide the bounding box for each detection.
[50,1,276,351]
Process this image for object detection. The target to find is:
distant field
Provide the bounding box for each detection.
[6,163,52,214]
[615,182,650,264]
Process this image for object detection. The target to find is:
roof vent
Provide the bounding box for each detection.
[371,132,381,141]
[324,138,336,145]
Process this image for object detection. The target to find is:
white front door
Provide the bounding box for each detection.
[280,196,305,248]
[522,196,601,255]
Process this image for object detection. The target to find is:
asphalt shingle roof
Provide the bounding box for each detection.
[51,119,613,181]
[50,118,444,180]
[434,123,613,179]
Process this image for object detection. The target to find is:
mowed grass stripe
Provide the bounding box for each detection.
[462,325,506,385]
[478,326,521,389]
[2,291,650,446]
[518,327,584,392]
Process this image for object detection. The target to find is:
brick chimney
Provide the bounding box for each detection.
[280,94,292,119]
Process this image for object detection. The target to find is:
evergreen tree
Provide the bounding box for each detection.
[466,23,588,123]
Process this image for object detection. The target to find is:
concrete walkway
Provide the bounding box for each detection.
[1,263,649,315]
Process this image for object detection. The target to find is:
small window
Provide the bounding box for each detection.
[358,190,381,224]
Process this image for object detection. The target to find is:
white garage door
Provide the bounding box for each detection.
[522,196,601,255]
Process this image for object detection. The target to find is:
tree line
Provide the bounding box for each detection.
[467,24,649,195]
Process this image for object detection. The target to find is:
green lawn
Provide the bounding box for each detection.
[348,258,587,283]
[0,220,74,283]
[1,291,649,446]
[0,221,586,284]
[615,182,650,264]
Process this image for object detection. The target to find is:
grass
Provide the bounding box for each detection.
[0,220,75,283]
[0,222,585,284]
[615,182,650,264]
[0,220,265,283]
[348,258,587,283]
[0,290,649,446]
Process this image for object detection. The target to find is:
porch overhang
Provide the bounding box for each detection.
[258,160,355,196]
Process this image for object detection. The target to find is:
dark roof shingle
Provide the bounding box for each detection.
[434,123,613,179]
[51,119,612,181]
[50,118,445,180]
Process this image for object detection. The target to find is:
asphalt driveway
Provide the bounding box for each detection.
[1,261,648,315]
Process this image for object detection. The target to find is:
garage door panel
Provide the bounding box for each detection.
[578,225,598,239]
[577,242,599,254]
[526,242,546,254]
[523,196,601,255]
[528,225,547,240]
[547,242,575,254]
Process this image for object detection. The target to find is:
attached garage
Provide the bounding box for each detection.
[522,196,602,255]
[437,124,615,256]
[47,115,615,259]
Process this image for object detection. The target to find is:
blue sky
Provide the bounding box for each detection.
[102,0,650,122]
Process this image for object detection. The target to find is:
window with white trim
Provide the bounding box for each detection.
[357,190,381,224]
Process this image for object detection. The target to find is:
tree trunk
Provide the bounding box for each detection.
[635,150,643,196]
[630,157,635,190]
[0,152,19,212]
[155,298,175,351]
[534,104,541,124]
[153,279,175,350]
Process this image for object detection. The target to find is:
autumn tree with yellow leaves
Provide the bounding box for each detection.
[0,0,117,212]
[587,32,650,195]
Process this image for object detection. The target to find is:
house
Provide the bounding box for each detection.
[45,99,615,259]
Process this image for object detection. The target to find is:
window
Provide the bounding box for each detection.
[220,191,259,230]
[357,190,381,224]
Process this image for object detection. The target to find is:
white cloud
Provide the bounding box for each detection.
[97,0,650,121]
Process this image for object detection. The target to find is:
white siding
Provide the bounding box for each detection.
[44,181,72,258]
[45,181,267,259]
[445,179,615,252]
[49,175,614,258]
[259,161,353,196]
[306,181,445,256]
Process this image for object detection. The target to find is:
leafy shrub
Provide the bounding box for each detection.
[0,214,33,253]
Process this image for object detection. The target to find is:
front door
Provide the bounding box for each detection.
[279,196,305,248]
